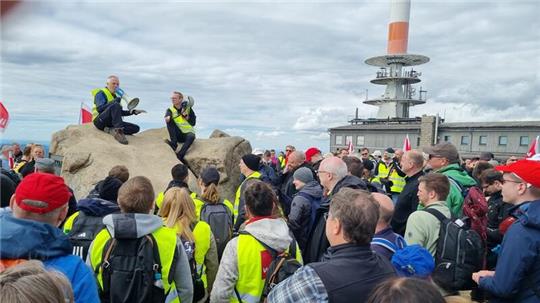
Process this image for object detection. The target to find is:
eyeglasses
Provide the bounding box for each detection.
[361,153,368,156]
[286,149,292,152]
[317,170,333,176]
[502,178,522,185]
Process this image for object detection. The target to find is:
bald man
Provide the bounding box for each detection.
[371,192,406,260]
[278,151,315,215]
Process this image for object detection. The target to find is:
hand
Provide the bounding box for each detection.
[472,270,495,284]
[165,116,171,123]
[131,109,147,115]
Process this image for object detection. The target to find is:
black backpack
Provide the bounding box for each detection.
[68,212,107,260]
[235,231,302,303]
[424,208,484,291]
[99,234,170,303]
[199,200,233,260]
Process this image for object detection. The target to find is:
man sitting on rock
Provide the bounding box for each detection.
[92,75,144,145]
[164,91,196,162]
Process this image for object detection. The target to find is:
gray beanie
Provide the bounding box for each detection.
[293,167,314,184]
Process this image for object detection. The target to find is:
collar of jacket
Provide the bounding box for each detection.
[405,170,424,181]
[166,180,189,191]
[326,243,373,259]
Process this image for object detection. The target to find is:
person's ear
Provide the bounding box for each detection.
[9,194,16,209]
[56,204,69,227]
[331,217,341,236]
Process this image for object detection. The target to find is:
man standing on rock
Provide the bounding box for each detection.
[92,75,144,145]
[164,91,196,162]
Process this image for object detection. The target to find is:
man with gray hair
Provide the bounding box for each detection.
[268,188,395,303]
[304,156,368,263]
[92,75,143,145]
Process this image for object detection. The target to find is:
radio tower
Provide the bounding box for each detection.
[364,0,429,119]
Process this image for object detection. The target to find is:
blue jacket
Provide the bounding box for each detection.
[479,200,540,303]
[0,210,99,303]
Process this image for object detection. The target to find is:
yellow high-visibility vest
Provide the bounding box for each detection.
[169,106,194,134]
[91,88,115,121]
[233,171,261,223]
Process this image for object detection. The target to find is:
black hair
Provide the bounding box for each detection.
[171,163,188,181]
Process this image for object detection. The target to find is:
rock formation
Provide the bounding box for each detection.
[50,124,251,201]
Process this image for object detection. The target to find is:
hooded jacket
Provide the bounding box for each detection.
[87,213,194,303]
[210,217,293,303]
[288,181,323,251]
[304,175,368,263]
[479,200,540,303]
[0,211,99,303]
[436,163,477,217]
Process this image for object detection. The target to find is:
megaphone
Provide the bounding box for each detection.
[115,88,139,111]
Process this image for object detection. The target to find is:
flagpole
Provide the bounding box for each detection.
[78,102,82,124]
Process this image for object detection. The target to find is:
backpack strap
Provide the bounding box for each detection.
[423,207,449,223]
[371,237,398,253]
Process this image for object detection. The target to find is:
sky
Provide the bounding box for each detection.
[1,0,539,152]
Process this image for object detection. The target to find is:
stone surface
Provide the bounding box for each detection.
[50,124,252,201]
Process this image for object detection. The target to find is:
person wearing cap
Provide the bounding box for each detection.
[472,159,540,302]
[192,166,234,219]
[92,75,142,145]
[288,166,323,251]
[233,154,262,231]
[34,157,79,226]
[268,189,395,303]
[305,147,323,172]
[278,151,316,216]
[372,147,406,202]
[164,91,196,162]
[0,173,100,302]
[423,142,477,217]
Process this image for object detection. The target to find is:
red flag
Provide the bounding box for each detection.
[403,134,411,151]
[80,103,92,124]
[0,101,9,132]
[527,136,539,157]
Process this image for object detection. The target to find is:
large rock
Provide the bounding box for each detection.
[50,124,251,201]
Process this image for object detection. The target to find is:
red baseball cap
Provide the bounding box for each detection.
[305,147,321,162]
[15,173,71,214]
[495,159,540,188]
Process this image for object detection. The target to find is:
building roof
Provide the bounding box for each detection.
[329,123,421,131]
[440,121,540,129]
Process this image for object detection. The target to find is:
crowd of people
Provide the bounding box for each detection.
[1,137,539,303]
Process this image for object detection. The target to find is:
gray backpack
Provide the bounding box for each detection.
[199,200,233,260]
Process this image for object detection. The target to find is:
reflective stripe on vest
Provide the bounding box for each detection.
[233,233,303,303]
[62,211,81,234]
[89,227,179,303]
[169,106,194,134]
[91,88,115,121]
[191,193,234,220]
[233,172,262,223]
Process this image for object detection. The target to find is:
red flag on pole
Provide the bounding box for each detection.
[347,139,354,155]
[0,101,9,132]
[403,134,411,151]
[527,136,539,157]
[80,102,92,124]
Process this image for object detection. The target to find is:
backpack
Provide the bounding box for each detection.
[99,234,169,303]
[424,208,484,291]
[371,234,407,255]
[68,212,107,260]
[235,232,302,303]
[447,176,488,243]
[180,224,206,302]
[199,200,233,260]
[296,192,322,231]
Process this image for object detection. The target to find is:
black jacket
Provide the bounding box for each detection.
[310,243,396,303]
[303,175,368,263]
[278,162,316,215]
[486,191,512,248]
[288,181,323,251]
[391,170,424,235]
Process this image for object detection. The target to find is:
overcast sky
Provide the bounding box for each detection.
[1,0,539,152]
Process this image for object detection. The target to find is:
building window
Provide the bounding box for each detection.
[444,135,451,142]
[416,137,420,146]
[356,135,365,146]
[499,136,508,146]
[335,135,343,145]
[461,135,469,145]
[345,135,353,145]
[479,135,487,145]
[520,136,529,146]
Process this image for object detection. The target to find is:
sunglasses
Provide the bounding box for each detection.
[361,153,368,156]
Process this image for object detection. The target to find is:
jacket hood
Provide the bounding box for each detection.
[0,211,72,259]
[78,198,120,217]
[299,181,323,198]
[102,213,164,239]
[521,200,540,229]
[437,164,477,187]
[331,175,368,195]
[244,218,292,252]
